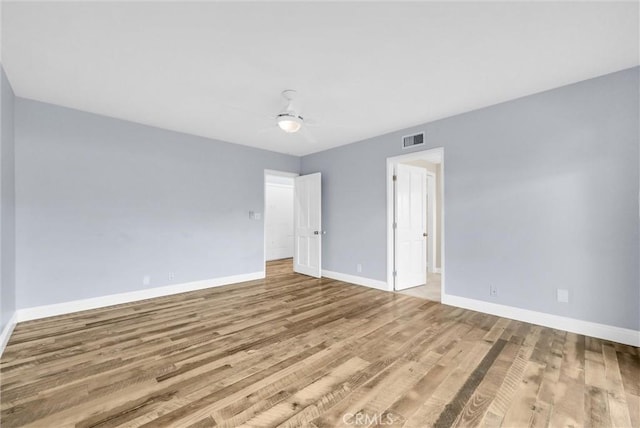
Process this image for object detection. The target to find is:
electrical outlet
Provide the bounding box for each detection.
[356,263,362,273]
[143,275,151,286]
[168,272,175,281]
[490,284,498,296]
[557,289,569,303]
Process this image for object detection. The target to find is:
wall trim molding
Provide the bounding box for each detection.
[265,182,294,189]
[8,271,637,351]
[322,270,389,291]
[0,312,18,357]
[16,271,265,323]
[442,293,640,347]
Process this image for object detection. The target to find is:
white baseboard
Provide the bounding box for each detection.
[322,270,389,291]
[17,271,265,322]
[0,312,18,357]
[442,293,640,347]
[11,271,636,349]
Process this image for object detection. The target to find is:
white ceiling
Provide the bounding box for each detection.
[2,2,638,156]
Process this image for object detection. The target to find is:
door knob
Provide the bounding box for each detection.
[314,231,319,235]
[423,232,428,237]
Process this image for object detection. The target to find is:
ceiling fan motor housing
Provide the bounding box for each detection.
[277,112,303,133]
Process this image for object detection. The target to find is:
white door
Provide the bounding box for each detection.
[294,173,322,278]
[394,164,427,290]
[426,173,436,273]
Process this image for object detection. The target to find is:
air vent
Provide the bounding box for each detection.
[402,132,424,149]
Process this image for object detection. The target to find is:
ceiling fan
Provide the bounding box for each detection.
[276,90,304,133]
[270,90,318,142]
[220,89,318,142]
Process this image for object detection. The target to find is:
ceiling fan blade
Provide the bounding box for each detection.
[257,125,279,135]
[299,126,317,144]
[303,117,321,127]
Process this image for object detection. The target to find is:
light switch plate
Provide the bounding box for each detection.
[557,288,569,303]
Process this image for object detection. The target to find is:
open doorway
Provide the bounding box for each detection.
[264,170,298,278]
[386,148,444,301]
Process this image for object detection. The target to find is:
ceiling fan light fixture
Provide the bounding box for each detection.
[277,113,303,133]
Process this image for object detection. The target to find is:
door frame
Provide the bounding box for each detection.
[264,169,299,272]
[386,147,445,294]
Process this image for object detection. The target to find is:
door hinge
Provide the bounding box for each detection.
[393,222,397,229]
[392,175,397,181]
[393,271,397,277]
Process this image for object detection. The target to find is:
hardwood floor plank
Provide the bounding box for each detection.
[452,341,520,427]
[617,350,640,396]
[433,338,507,428]
[602,343,633,428]
[529,330,566,428]
[477,324,540,427]
[626,392,640,428]
[402,340,493,427]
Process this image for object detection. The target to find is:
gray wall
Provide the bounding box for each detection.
[15,99,299,309]
[0,65,16,333]
[302,67,639,331]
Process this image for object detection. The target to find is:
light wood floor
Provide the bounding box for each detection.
[1,259,638,427]
[398,273,442,302]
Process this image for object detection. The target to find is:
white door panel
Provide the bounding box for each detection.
[426,174,436,272]
[294,173,322,278]
[395,164,427,290]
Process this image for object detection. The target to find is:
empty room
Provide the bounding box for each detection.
[0,1,638,427]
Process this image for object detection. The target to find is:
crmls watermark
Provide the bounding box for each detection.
[342,412,394,425]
